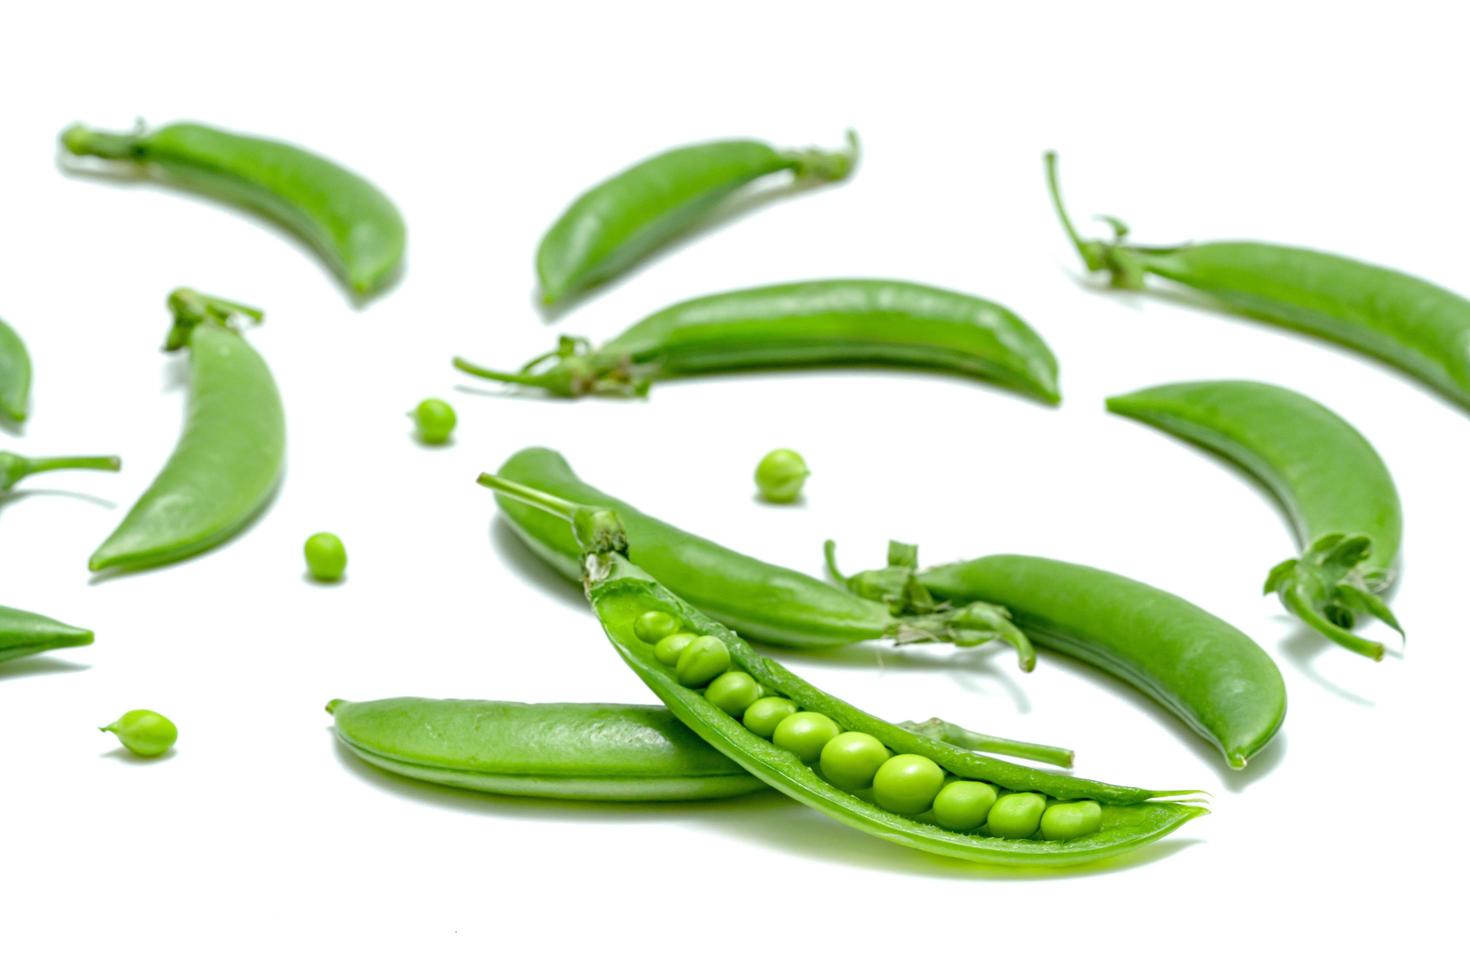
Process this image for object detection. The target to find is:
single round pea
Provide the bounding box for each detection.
[652,632,698,667]
[819,731,891,790]
[772,712,841,763]
[932,780,998,831]
[1040,800,1103,841]
[634,610,680,644]
[742,697,797,738]
[872,754,946,814]
[411,398,457,445]
[304,532,347,582]
[675,635,730,687]
[754,449,809,503]
[100,709,177,758]
[705,671,762,716]
[986,791,1047,838]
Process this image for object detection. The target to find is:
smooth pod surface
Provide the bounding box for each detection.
[0,605,93,666]
[329,698,765,801]
[62,121,405,297]
[0,317,32,422]
[90,294,285,573]
[916,554,1286,769]
[457,279,1061,404]
[536,135,856,305]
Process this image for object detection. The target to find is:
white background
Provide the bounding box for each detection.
[1,2,1463,975]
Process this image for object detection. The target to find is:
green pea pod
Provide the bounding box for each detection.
[0,605,93,666]
[537,133,858,306]
[456,279,1061,404]
[0,317,32,423]
[1108,379,1403,660]
[90,289,284,574]
[61,121,405,298]
[329,698,767,801]
[1046,152,1470,411]
[829,544,1285,771]
[478,474,1205,868]
[492,447,1038,673]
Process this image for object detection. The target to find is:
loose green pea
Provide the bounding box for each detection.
[304,532,347,582]
[653,632,698,667]
[411,398,457,445]
[772,711,841,763]
[742,697,797,738]
[932,780,998,831]
[675,635,730,687]
[754,449,809,503]
[1040,800,1103,841]
[634,610,680,644]
[819,731,890,790]
[705,671,763,716]
[987,791,1047,839]
[100,709,177,758]
[872,754,946,814]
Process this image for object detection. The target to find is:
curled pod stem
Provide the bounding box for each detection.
[61,121,405,299]
[89,289,285,574]
[456,279,1061,405]
[479,474,1204,868]
[536,132,859,307]
[0,605,93,666]
[1108,379,1402,659]
[0,317,33,423]
[0,451,120,491]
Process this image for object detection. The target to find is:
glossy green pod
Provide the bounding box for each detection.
[492,447,1036,669]
[0,318,32,423]
[61,121,405,298]
[457,279,1061,404]
[1046,152,1470,411]
[90,290,284,574]
[537,133,857,306]
[329,698,766,801]
[1108,379,1403,659]
[0,605,93,666]
[479,476,1205,868]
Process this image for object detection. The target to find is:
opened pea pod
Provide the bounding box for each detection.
[478,474,1205,868]
[537,132,857,306]
[456,279,1061,404]
[1108,380,1403,659]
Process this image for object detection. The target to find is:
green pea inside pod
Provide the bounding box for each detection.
[771,711,841,763]
[1040,800,1103,841]
[931,780,998,831]
[653,632,698,667]
[705,671,763,716]
[742,697,797,738]
[819,731,891,790]
[873,754,946,815]
[634,610,681,644]
[987,791,1047,839]
[675,635,730,687]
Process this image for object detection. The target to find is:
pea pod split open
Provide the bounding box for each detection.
[476,476,1199,863]
[493,447,1039,673]
[828,544,1286,770]
[61,121,405,299]
[456,279,1061,404]
[89,289,284,575]
[1108,380,1403,659]
[1046,152,1470,412]
[0,605,93,668]
[537,133,858,306]
[479,474,1205,869]
[0,317,32,423]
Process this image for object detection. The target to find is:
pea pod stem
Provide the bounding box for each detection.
[0,452,121,491]
[900,718,1074,769]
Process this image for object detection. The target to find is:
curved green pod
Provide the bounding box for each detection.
[0,317,32,423]
[61,121,405,298]
[90,289,284,574]
[1046,152,1470,411]
[537,133,857,306]
[492,447,1036,670]
[456,279,1061,405]
[479,475,1205,869]
[1108,380,1403,659]
[329,698,766,801]
[831,546,1285,770]
[0,605,93,666]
